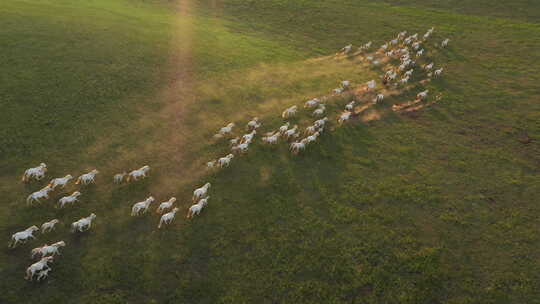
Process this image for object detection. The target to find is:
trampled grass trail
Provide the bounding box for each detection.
[80,0,201,195]
[141,0,197,185]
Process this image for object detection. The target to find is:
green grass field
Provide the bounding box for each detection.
[1,0,539,303]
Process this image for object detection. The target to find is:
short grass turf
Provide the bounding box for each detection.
[1,0,539,303]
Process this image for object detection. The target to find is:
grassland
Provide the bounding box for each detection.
[1,0,539,303]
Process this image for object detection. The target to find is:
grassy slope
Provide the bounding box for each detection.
[1,0,540,303]
[175,2,540,301]
[381,0,540,23]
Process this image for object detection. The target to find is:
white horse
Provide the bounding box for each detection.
[113,172,127,184]
[127,165,150,182]
[314,117,328,129]
[284,125,298,140]
[339,44,352,54]
[218,154,234,168]
[417,90,429,100]
[338,111,352,124]
[31,241,66,259]
[22,163,47,182]
[278,122,290,134]
[366,80,376,91]
[193,183,211,202]
[434,68,444,77]
[246,117,261,130]
[423,62,434,71]
[187,197,209,219]
[290,140,307,154]
[206,160,217,169]
[71,214,96,232]
[76,169,99,185]
[441,38,450,48]
[345,101,355,111]
[131,197,155,216]
[214,122,235,138]
[48,174,73,190]
[157,197,177,214]
[229,137,240,147]
[262,132,280,145]
[27,185,53,205]
[41,219,60,233]
[9,226,39,248]
[57,191,81,208]
[281,106,297,119]
[25,256,53,281]
[158,208,179,228]
[241,130,256,144]
[304,98,319,108]
[312,104,326,117]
